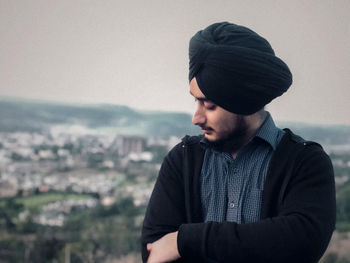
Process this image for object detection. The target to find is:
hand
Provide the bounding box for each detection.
[147,231,180,263]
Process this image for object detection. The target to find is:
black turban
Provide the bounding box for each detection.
[189,22,292,115]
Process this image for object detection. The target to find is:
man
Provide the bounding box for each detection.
[141,22,335,263]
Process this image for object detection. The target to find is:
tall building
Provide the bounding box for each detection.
[114,135,145,157]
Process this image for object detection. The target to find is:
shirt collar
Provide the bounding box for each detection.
[254,112,280,150]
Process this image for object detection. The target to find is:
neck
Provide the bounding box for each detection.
[228,110,267,158]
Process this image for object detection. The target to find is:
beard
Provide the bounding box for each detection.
[203,115,249,153]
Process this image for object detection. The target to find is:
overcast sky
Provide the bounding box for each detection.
[0,0,349,125]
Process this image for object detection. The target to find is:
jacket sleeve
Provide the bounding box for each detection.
[177,144,336,263]
[141,142,186,262]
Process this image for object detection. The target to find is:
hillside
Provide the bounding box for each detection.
[1,98,349,145]
[0,98,199,137]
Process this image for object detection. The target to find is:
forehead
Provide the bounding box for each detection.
[189,77,206,98]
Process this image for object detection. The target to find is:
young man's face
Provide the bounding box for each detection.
[190,77,248,143]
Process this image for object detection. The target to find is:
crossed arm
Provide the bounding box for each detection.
[141,143,336,263]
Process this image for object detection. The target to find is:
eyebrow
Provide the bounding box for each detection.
[189,90,209,102]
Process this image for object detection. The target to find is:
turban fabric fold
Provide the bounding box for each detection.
[189,22,293,115]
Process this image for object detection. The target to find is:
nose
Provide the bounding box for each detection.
[192,106,206,126]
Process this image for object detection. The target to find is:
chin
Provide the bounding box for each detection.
[204,133,219,142]
[206,132,234,145]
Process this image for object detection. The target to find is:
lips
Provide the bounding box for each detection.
[200,127,213,134]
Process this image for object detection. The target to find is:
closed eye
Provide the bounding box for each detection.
[204,101,216,110]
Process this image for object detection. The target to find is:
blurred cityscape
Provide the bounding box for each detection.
[0,99,350,262]
[0,129,180,223]
[0,128,179,262]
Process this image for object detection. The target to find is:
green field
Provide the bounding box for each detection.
[0,193,92,210]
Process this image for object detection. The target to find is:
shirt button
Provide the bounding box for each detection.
[233,168,238,174]
[229,202,235,208]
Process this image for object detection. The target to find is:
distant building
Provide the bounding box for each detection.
[0,181,18,197]
[112,135,146,157]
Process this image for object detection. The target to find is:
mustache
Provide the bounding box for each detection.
[199,125,213,131]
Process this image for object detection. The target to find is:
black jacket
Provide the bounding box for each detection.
[141,129,336,263]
